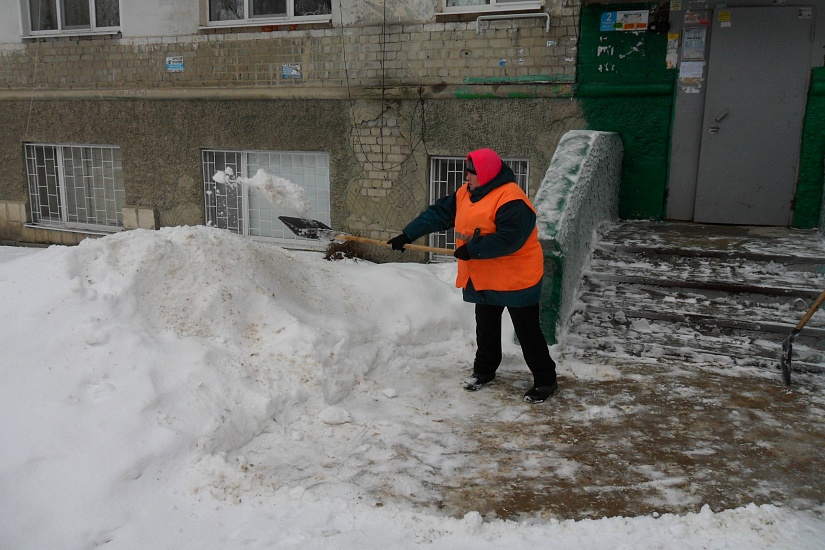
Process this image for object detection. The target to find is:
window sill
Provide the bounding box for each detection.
[23,30,122,42]
[199,18,332,33]
[25,223,121,236]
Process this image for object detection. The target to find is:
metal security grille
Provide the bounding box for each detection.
[202,149,330,249]
[25,143,125,230]
[428,156,529,262]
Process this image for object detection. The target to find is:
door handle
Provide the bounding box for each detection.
[714,109,729,122]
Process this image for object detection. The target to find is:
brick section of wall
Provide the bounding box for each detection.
[0,18,579,91]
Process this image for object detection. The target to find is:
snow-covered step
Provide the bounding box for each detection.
[564,312,825,373]
[596,220,825,263]
[565,221,825,378]
[577,281,825,335]
[586,251,825,298]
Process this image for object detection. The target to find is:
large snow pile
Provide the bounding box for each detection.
[0,227,823,549]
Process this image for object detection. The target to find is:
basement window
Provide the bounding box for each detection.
[25,143,125,232]
[23,0,121,37]
[205,0,332,27]
[202,149,330,250]
[428,155,529,262]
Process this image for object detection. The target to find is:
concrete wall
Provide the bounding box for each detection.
[0,1,584,246]
[533,130,623,344]
[0,95,585,248]
[0,15,578,92]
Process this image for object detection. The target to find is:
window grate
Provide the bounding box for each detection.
[26,143,124,231]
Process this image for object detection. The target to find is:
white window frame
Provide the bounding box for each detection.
[203,0,332,28]
[440,0,544,15]
[428,155,530,262]
[25,143,125,232]
[202,148,331,251]
[21,0,122,38]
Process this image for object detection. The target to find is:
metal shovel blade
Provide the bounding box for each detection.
[778,289,825,387]
[780,332,796,387]
[279,216,335,240]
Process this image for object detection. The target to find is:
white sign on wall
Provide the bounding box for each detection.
[166,56,184,72]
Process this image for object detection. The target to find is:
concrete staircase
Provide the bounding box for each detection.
[563,221,825,378]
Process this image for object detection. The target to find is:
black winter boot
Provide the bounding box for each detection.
[463,372,496,392]
[523,382,558,403]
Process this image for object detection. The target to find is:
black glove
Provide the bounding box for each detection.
[387,233,412,251]
[453,244,471,261]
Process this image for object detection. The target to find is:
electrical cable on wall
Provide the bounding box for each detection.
[338,0,427,173]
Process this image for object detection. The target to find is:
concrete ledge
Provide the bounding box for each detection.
[20,225,102,245]
[123,206,159,230]
[533,130,623,344]
[0,200,27,242]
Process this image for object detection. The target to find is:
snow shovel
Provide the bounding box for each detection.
[780,288,825,386]
[279,216,455,255]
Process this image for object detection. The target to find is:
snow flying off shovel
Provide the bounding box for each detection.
[780,289,825,386]
[279,216,455,255]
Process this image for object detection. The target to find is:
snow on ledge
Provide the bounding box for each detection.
[533,130,623,340]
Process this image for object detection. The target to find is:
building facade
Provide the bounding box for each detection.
[0,0,822,254]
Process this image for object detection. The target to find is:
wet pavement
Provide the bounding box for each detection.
[434,221,825,522]
[438,359,825,522]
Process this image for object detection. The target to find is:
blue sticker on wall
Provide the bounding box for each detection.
[281,64,302,79]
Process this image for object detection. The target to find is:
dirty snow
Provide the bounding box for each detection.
[1,227,824,549]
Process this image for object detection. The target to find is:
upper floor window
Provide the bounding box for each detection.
[207,0,332,26]
[441,0,543,14]
[26,0,121,36]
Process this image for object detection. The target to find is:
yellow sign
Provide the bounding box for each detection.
[718,10,731,22]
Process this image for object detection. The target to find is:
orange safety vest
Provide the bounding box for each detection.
[454,182,543,291]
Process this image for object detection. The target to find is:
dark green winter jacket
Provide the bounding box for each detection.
[403,163,542,307]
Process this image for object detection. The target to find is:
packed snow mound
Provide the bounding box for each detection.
[59,226,467,406]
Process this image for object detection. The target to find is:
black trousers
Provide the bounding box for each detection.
[473,303,557,387]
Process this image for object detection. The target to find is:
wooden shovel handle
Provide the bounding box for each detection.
[795,289,825,331]
[333,234,455,255]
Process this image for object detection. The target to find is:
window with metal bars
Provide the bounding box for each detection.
[428,155,530,262]
[202,149,330,249]
[25,143,125,231]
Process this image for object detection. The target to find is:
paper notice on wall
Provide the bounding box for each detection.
[719,10,731,28]
[679,61,704,79]
[666,33,679,69]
